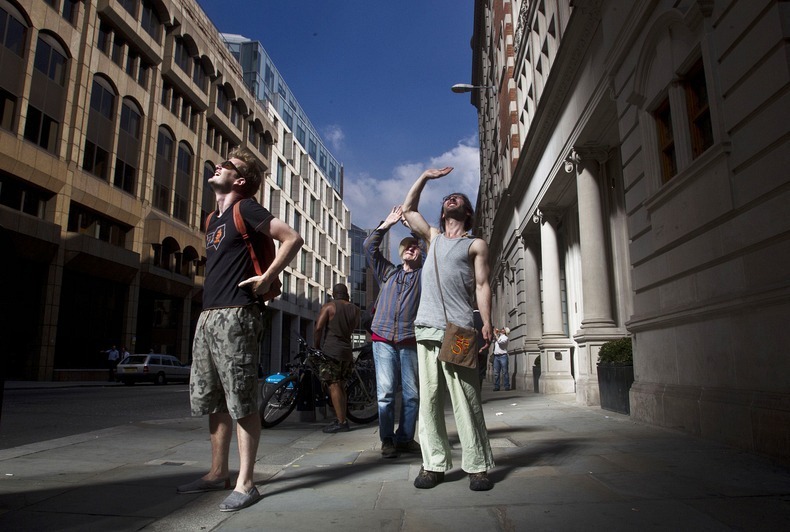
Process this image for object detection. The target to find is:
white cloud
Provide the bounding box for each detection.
[322,125,345,151]
[344,137,480,256]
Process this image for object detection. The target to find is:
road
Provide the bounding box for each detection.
[0,383,192,449]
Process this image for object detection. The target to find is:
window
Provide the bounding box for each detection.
[23,106,59,152]
[111,36,125,67]
[67,203,128,247]
[115,99,141,194]
[276,159,284,187]
[174,37,190,73]
[1,3,26,57]
[684,59,713,158]
[62,0,78,25]
[137,59,149,87]
[119,0,137,17]
[97,22,111,55]
[192,57,207,93]
[0,87,15,131]
[125,50,138,77]
[141,0,161,42]
[216,86,228,116]
[25,34,67,154]
[153,127,174,212]
[653,98,676,183]
[174,142,192,222]
[83,77,115,180]
[34,35,67,85]
[293,211,301,233]
[0,173,50,218]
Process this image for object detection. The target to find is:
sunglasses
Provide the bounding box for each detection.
[443,194,464,203]
[220,160,245,176]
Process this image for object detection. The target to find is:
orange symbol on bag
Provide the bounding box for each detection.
[451,334,470,355]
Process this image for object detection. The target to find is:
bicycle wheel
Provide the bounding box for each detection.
[345,371,378,424]
[260,376,298,428]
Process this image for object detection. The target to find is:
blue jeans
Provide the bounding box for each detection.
[372,341,419,443]
[493,353,509,390]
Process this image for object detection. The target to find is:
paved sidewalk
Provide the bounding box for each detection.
[1,382,789,531]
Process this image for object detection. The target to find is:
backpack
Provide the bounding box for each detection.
[205,201,282,303]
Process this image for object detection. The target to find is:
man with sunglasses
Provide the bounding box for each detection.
[402,167,495,492]
[178,147,303,512]
[363,205,424,458]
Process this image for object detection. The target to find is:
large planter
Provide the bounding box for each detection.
[597,365,634,414]
[533,366,541,393]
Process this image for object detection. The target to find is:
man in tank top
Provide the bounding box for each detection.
[315,283,361,433]
[402,167,496,492]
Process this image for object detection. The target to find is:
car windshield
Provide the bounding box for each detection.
[124,355,148,364]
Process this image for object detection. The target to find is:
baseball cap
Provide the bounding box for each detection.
[399,237,420,257]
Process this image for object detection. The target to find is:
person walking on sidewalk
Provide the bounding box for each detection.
[492,327,510,391]
[364,206,423,458]
[315,283,361,433]
[177,147,303,512]
[402,167,496,492]
[104,345,120,382]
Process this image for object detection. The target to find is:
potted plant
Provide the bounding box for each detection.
[596,337,634,414]
[532,354,541,393]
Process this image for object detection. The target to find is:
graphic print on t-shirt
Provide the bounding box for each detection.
[207,224,226,250]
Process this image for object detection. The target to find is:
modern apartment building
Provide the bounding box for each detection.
[218,33,350,369]
[469,0,789,460]
[0,0,348,380]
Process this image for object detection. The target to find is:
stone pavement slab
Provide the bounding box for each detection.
[1,383,789,531]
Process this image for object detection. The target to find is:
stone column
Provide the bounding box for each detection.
[536,208,575,394]
[574,148,615,329]
[521,233,542,391]
[570,147,621,405]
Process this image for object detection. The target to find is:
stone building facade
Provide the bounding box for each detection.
[0,0,349,380]
[469,0,789,460]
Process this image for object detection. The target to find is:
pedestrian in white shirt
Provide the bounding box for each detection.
[492,327,510,391]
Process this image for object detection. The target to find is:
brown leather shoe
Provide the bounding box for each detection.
[414,467,444,489]
[469,471,493,491]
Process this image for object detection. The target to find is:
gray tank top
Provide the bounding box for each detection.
[415,234,475,330]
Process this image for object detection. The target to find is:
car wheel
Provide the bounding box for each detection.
[155,372,167,385]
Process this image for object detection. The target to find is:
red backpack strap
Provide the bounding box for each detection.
[233,202,263,276]
[232,202,281,302]
[205,211,215,232]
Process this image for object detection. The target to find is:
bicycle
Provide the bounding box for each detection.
[260,338,378,428]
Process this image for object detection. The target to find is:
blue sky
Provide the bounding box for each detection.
[196,1,480,244]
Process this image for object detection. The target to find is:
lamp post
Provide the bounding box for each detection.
[451,83,497,94]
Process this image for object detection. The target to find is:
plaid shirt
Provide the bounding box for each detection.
[363,228,422,343]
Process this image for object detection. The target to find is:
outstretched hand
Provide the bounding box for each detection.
[383,205,403,228]
[422,167,453,180]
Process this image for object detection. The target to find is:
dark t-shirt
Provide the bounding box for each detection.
[203,198,273,310]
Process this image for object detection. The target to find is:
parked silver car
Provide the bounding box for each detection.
[116,354,190,385]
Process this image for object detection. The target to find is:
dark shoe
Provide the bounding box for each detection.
[469,471,493,491]
[177,476,231,494]
[414,467,444,489]
[219,486,261,512]
[381,438,398,458]
[492,388,500,392]
[396,439,421,454]
[322,419,350,433]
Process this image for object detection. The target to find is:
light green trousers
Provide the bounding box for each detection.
[416,328,495,473]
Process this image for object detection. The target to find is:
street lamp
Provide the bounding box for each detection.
[451,83,497,94]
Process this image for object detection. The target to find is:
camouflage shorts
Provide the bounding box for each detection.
[190,306,263,419]
[313,355,353,384]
